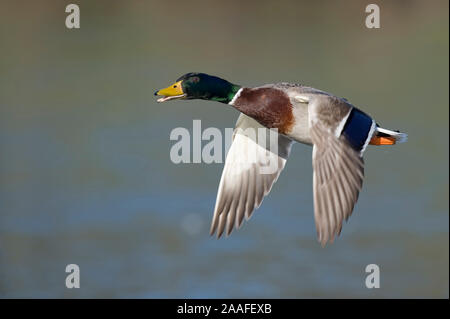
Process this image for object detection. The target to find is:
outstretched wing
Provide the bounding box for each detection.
[307,95,366,246]
[210,113,293,237]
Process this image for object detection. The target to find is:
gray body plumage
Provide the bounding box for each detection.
[210,82,401,245]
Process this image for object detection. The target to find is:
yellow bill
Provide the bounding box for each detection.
[154,80,186,102]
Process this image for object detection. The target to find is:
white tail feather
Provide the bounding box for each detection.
[376,127,408,143]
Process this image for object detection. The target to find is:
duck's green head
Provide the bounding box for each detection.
[155,73,241,104]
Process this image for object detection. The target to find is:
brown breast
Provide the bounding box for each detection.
[232,88,294,135]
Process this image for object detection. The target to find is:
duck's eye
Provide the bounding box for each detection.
[173,85,177,88]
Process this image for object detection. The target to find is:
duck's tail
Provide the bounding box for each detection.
[369,126,408,145]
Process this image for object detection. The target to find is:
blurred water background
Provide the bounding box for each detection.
[0,0,448,298]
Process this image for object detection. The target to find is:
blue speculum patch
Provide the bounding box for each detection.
[342,108,373,152]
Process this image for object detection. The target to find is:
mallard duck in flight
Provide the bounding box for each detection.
[155,73,407,245]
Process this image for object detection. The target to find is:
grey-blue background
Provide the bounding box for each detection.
[0,0,448,298]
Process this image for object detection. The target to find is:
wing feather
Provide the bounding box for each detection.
[309,98,365,246]
[210,114,293,237]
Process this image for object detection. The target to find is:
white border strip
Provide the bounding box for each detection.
[360,120,376,155]
[335,107,353,137]
[229,88,243,105]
